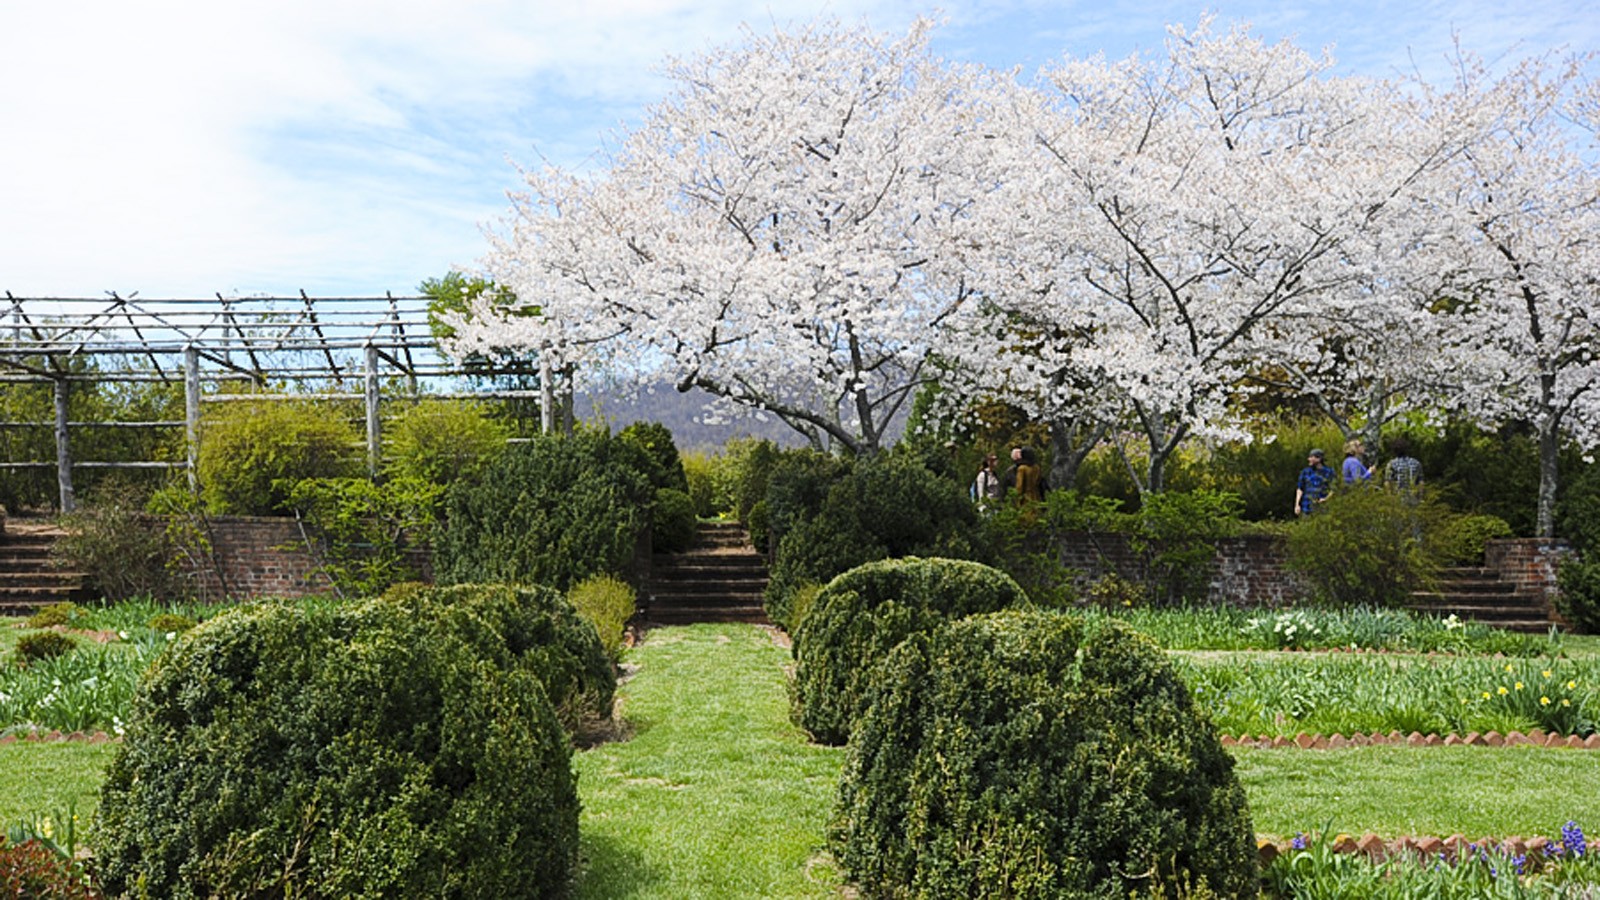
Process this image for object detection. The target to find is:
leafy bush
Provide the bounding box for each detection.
[1556,557,1600,635]
[832,611,1257,899]
[792,557,1028,745]
[765,452,985,628]
[0,837,99,899]
[288,475,443,597]
[617,421,688,493]
[1129,489,1244,605]
[24,602,85,630]
[1285,486,1448,606]
[681,450,718,518]
[145,613,197,634]
[196,399,363,515]
[568,574,637,662]
[1206,417,1347,521]
[434,429,652,591]
[55,481,188,601]
[985,489,1125,608]
[383,398,509,488]
[651,488,697,554]
[95,597,580,899]
[15,631,78,666]
[389,582,616,733]
[1433,513,1514,566]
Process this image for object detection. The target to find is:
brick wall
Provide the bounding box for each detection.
[1050,531,1309,607]
[1485,537,1573,604]
[163,516,431,601]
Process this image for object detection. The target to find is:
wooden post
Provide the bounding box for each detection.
[365,343,381,477]
[53,378,75,512]
[185,345,200,492]
[540,351,555,435]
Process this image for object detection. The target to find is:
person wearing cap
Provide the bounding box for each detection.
[1295,448,1336,516]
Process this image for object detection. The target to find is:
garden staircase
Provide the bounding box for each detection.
[0,520,90,617]
[1406,566,1554,633]
[643,521,769,625]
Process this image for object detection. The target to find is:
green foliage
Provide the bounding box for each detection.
[651,488,697,554]
[15,632,78,666]
[792,557,1029,745]
[95,596,580,899]
[1205,418,1348,521]
[383,399,509,489]
[145,613,196,634]
[24,603,85,630]
[288,475,443,598]
[434,429,652,591]
[765,452,985,628]
[1556,557,1600,635]
[832,612,1257,899]
[618,421,689,493]
[1129,489,1244,605]
[568,574,637,662]
[1286,486,1448,606]
[680,450,718,518]
[54,481,188,602]
[723,437,784,525]
[986,489,1124,608]
[1434,513,1514,565]
[389,582,616,733]
[196,399,363,515]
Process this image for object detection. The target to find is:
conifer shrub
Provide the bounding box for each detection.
[651,487,697,554]
[792,557,1028,745]
[1556,558,1600,634]
[387,582,616,733]
[434,429,652,591]
[95,597,579,899]
[832,611,1257,899]
[15,631,78,665]
[24,602,84,629]
[145,612,197,634]
[617,421,689,493]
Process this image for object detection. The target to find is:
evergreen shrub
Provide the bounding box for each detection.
[24,602,84,630]
[832,611,1257,899]
[1285,486,1446,606]
[617,421,688,493]
[765,452,984,628]
[196,400,362,515]
[434,430,652,591]
[15,631,78,666]
[1433,513,1513,565]
[95,598,580,899]
[792,557,1028,745]
[388,582,616,732]
[1556,558,1600,634]
[651,488,697,554]
[146,612,197,634]
[567,574,637,662]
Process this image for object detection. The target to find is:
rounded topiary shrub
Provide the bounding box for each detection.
[651,487,697,554]
[96,598,579,899]
[832,611,1257,899]
[792,557,1029,745]
[15,631,77,665]
[388,582,616,734]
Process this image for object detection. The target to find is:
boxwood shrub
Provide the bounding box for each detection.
[792,557,1028,745]
[832,611,1257,899]
[386,582,616,733]
[96,597,580,899]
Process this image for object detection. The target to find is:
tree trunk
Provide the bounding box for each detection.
[1537,411,1560,539]
[1045,418,1106,491]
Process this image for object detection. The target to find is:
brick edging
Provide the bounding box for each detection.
[1258,832,1600,865]
[1224,729,1600,750]
[0,730,118,744]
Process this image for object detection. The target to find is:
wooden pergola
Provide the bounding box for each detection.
[0,292,559,511]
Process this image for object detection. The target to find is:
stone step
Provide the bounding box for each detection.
[644,605,769,624]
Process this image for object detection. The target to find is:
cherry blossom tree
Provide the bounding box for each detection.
[1424,52,1600,537]
[453,19,1010,455]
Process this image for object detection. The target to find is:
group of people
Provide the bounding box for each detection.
[1295,436,1423,516]
[971,447,1044,509]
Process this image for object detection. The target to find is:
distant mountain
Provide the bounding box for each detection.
[573,382,808,452]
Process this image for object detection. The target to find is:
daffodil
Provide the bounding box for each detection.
[1541,696,1551,706]
[1498,686,1509,695]
[1568,680,1578,690]
[1515,681,1524,690]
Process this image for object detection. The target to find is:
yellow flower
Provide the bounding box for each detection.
[1516,681,1524,690]
[1568,680,1578,690]
[1543,670,1553,679]
[1562,699,1572,707]
[1541,696,1551,706]
[1482,691,1492,700]
[1506,663,1515,673]
[1498,686,1509,696]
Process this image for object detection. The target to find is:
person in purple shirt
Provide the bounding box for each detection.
[1342,439,1374,485]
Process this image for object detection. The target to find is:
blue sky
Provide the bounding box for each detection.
[2,1,1594,300]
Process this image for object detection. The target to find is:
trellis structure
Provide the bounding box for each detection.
[0,293,558,511]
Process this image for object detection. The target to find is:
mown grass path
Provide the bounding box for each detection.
[573,623,845,899]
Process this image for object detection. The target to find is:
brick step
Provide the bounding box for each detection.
[645,605,769,624]
[1429,580,1522,596]
[652,563,769,578]
[653,553,766,567]
[649,587,766,602]
[0,547,60,565]
[0,572,89,588]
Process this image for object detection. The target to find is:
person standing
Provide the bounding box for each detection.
[1015,447,1043,505]
[999,447,1022,500]
[1384,436,1423,491]
[971,453,1003,510]
[1295,448,1335,516]
[1342,439,1374,485]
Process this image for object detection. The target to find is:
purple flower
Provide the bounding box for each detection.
[1562,821,1586,858]
[1512,854,1526,876]
[1291,832,1308,851]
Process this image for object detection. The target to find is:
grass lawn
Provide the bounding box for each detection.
[0,741,118,826]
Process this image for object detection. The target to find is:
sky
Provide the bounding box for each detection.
[2,0,1595,301]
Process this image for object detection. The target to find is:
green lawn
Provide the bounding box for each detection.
[4,620,1600,896]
